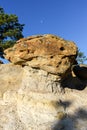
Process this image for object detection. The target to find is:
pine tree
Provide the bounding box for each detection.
[77,49,87,64]
[0,7,24,49]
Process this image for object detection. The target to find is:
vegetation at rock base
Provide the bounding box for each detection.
[0,6,24,50]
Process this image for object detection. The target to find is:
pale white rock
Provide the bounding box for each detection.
[0,64,87,130]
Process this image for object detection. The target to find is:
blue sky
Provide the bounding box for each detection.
[0,0,87,62]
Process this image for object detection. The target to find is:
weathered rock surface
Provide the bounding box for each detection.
[4,34,77,77]
[0,34,87,130]
[0,63,87,130]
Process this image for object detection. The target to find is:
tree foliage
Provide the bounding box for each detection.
[77,49,87,64]
[0,7,24,49]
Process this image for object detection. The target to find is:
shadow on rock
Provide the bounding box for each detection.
[61,72,87,91]
[51,100,73,130]
[58,100,72,111]
[52,105,87,130]
[72,65,87,80]
[60,64,87,91]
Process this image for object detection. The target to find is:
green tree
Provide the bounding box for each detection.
[0,7,24,49]
[77,49,87,64]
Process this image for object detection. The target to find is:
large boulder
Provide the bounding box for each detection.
[4,34,77,77]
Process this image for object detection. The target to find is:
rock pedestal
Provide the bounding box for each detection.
[0,64,87,130]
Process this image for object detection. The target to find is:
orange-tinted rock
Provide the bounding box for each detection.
[4,34,77,76]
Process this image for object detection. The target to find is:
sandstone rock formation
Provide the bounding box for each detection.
[0,34,87,130]
[4,34,77,77]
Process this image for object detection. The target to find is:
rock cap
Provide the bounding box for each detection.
[4,34,77,76]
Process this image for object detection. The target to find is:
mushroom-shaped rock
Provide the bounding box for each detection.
[4,34,77,77]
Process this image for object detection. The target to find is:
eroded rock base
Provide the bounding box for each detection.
[0,64,87,130]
